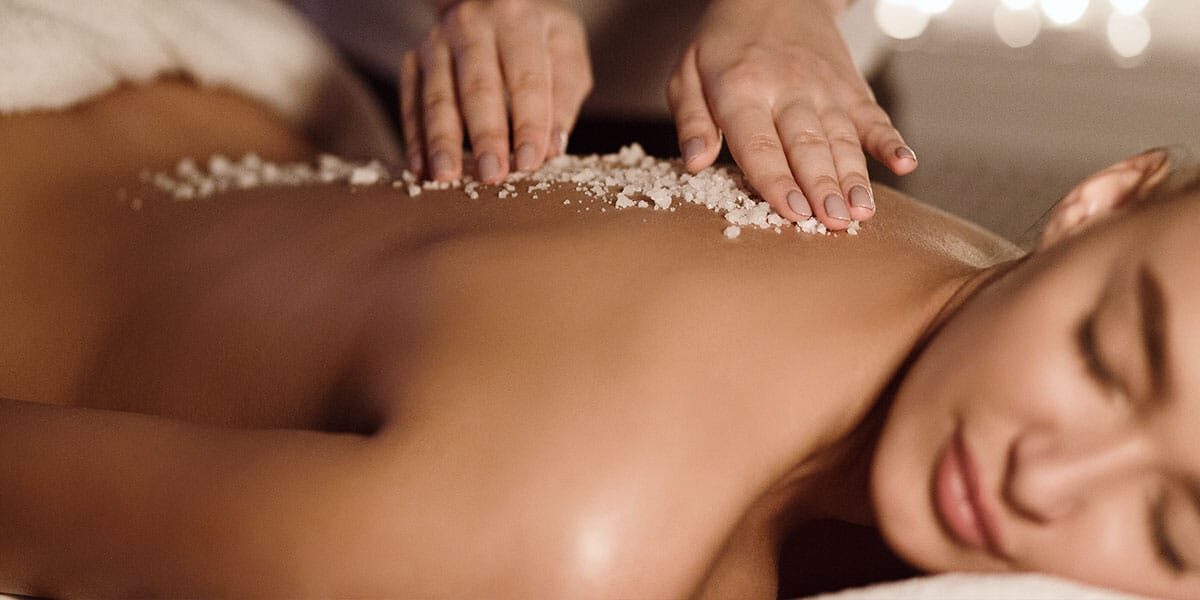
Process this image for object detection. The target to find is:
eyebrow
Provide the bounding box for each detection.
[1137,264,1171,399]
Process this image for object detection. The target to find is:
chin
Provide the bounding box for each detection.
[870,452,944,573]
[868,383,962,575]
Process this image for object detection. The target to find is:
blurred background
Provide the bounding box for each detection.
[865,0,1200,241]
[298,0,1200,242]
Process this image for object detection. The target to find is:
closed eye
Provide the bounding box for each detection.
[1076,311,1123,397]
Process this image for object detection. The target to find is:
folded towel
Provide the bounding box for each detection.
[0,0,400,161]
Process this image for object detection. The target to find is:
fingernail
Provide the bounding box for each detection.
[516,144,538,172]
[824,194,851,222]
[408,154,423,176]
[431,151,454,180]
[683,137,705,165]
[477,153,501,182]
[849,185,874,211]
[551,128,568,156]
[895,146,917,163]
[787,190,812,218]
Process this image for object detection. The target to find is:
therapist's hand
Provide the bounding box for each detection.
[668,0,916,230]
[401,0,592,183]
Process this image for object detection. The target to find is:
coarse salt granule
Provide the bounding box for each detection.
[141,147,864,240]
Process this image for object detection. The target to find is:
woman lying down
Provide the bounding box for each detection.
[2,76,1200,598]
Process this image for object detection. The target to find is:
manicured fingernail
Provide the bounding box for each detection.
[895,146,917,163]
[431,151,454,179]
[824,194,851,221]
[552,128,568,156]
[516,144,537,171]
[787,190,812,218]
[477,153,500,182]
[849,185,874,211]
[683,137,705,165]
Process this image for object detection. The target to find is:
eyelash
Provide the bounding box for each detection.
[1151,488,1187,574]
[1077,312,1126,401]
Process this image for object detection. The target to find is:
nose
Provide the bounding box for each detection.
[1004,428,1154,522]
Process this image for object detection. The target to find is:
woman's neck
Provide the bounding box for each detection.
[770,258,1021,533]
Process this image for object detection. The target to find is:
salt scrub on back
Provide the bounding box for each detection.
[139,145,861,238]
[514,144,860,237]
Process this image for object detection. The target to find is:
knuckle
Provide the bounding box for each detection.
[805,174,840,190]
[666,74,682,99]
[459,73,498,98]
[825,130,859,147]
[784,129,828,149]
[443,1,484,29]
[739,133,783,155]
[511,121,545,141]
[676,109,713,131]
[495,0,533,18]
[714,62,767,92]
[425,134,459,151]
[423,87,455,108]
[757,172,799,193]
[509,68,549,94]
[578,70,594,95]
[469,129,507,149]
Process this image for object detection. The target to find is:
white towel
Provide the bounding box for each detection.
[0,0,400,161]
[802,573,1148,600]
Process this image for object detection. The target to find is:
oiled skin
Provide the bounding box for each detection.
[0,82,1020,597]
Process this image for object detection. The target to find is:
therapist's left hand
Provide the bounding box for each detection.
[668,0,917,230]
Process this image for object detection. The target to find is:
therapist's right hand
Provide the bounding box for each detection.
[401,0,593,184]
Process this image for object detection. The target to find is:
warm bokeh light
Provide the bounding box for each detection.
[994,4,1042,48]
[875,0,933,40]
[1000,0,1038,9]
[913,0,956,15]
[1107,11,1152,57]
[1109,0,1149,16]
[1039,0,1089,25]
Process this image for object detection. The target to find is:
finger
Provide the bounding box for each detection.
[819,110,876,222]
[497,16,553,172]
[399,50,425,177]
[719,103,811,223]
[443,5,509,184]
[847,97,917,176]
[546,20,591,157]
[419,31,464,182]
[667,47,721,173]
[774,101,853,229]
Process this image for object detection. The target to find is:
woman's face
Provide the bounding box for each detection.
[873,190,1200,598]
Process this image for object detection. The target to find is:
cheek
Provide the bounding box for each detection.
[1015,491,1162,594]
[871,287,1078,568]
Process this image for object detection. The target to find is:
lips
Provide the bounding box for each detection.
[934,428,1006,558]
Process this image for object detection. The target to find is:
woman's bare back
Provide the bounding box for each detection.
[0,82,1019,596]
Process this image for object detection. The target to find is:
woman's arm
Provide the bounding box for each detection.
[0,398,377,597]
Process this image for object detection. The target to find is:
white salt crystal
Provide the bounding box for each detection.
[208,155,232,175]
[349,166,381,186]
[723,225,741,239]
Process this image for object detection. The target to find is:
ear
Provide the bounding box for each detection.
[1037,149,1172,251]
